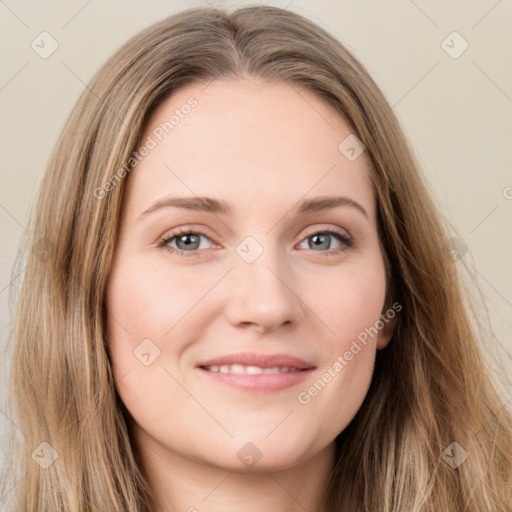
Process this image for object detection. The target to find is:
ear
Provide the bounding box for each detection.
[376,301,400,350]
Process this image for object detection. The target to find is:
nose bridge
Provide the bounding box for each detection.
[223,234,302,330]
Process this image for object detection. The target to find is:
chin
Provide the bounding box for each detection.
[220,434,316,473]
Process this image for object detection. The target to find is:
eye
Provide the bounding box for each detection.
[297,228,353,254]
[158,228,215,258]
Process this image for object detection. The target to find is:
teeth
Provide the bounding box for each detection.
[203,365,300,374]
[246,366,263,374]
[231,364,246,374]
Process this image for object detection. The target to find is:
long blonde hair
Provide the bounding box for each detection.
[2,5,511,511]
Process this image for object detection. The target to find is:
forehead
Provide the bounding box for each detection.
[123,79,375,221]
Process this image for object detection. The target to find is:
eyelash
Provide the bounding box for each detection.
[157,227,353,258]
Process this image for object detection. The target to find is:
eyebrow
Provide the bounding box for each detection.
[137,195,368,220]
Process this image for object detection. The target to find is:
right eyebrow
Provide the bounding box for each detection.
[138,196,231,220]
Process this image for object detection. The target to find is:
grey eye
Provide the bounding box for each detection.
[298,232,344,251]
[175,233,201,250]
[308,233,332,250]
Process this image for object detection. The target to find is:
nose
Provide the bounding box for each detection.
[222,243,304,334]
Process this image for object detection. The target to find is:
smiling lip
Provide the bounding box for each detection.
[196,352,316,392]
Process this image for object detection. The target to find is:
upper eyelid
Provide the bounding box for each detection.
[300,225,351,238]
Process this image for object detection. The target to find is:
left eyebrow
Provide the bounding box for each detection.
[295,195,368,218]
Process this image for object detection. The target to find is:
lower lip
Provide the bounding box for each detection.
[197,367,314,392]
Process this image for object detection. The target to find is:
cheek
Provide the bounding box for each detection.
[104,257,203,428]
[307,258,387,346]
[105,258,183,387]
[294,260,386,429]
[106,255,218,345]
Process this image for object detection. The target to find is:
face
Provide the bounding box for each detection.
[106,78,395,473]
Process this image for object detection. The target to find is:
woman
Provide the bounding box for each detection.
[2,5,511,511]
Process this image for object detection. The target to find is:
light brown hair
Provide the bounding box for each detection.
[2,5,511,511]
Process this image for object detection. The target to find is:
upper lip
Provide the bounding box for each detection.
[196,352,315,370]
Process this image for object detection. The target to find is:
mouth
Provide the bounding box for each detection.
[200,364,305,374]
[196,352,316,392]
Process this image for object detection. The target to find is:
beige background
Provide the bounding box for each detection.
[1,0,511,472]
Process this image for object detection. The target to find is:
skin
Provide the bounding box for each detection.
[106,78,396,512]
